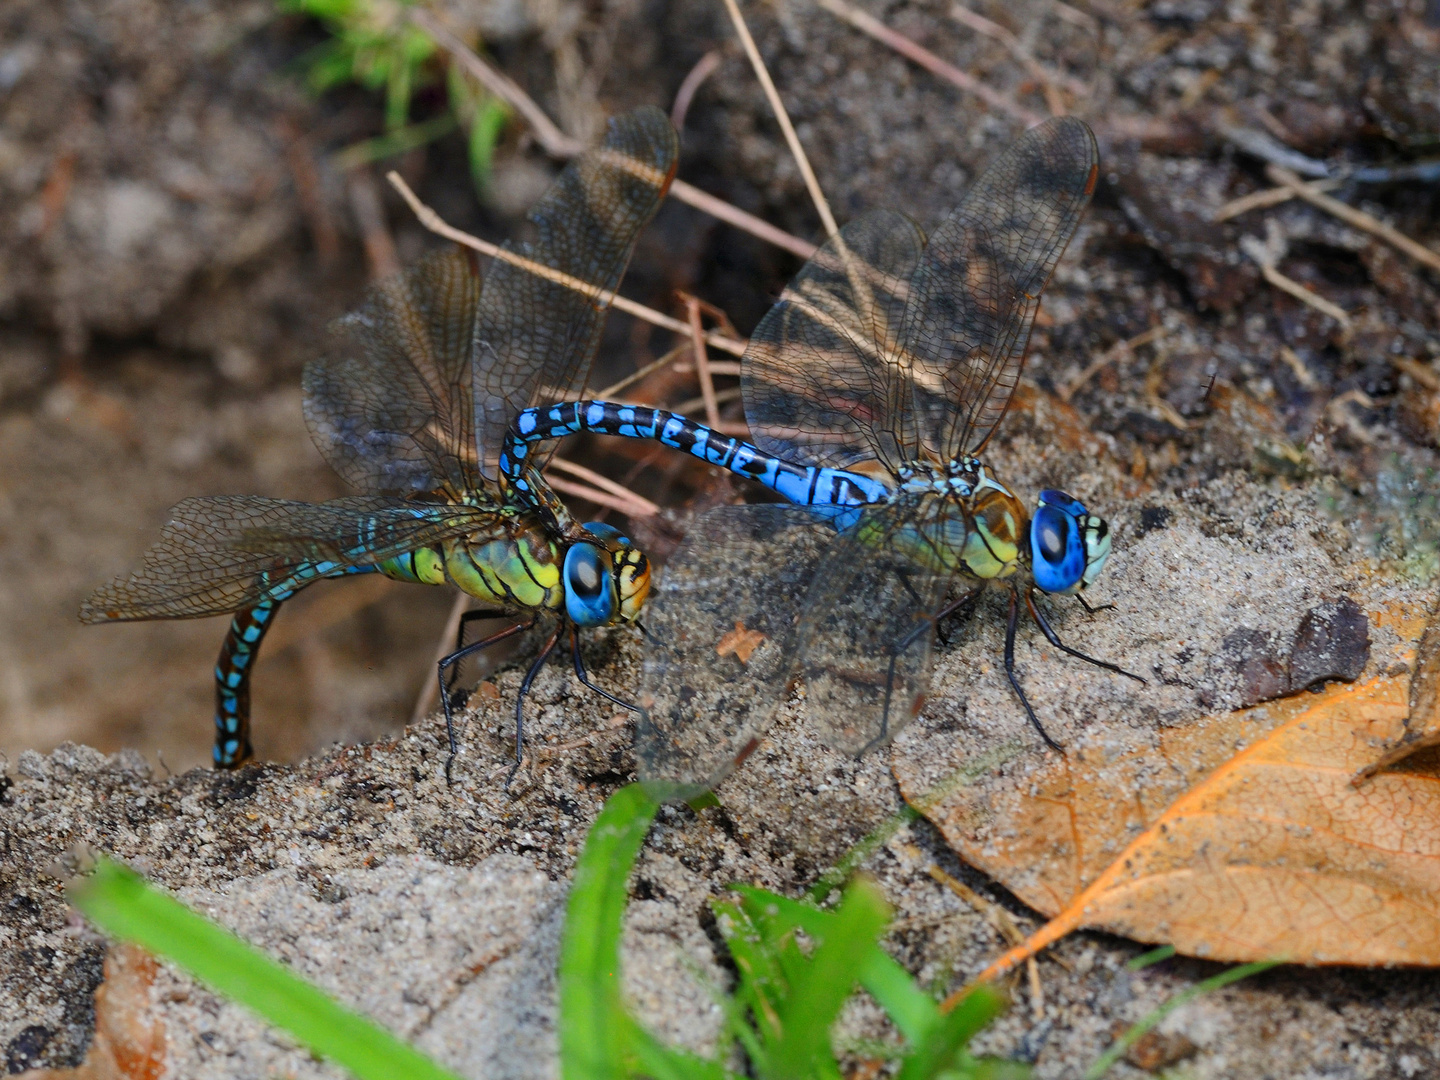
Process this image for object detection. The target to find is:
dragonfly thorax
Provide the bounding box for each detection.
[885,457,1028,582]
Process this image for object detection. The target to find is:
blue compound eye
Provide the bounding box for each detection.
[564,542,616,627]
[1030,490,1087,594]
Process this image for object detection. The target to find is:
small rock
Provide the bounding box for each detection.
[1126,1028,1199,1071]
[1289,597,1370,691]
[1221,627,1291,707]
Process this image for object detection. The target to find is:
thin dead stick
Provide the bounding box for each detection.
[387,171,749,357]
[411,590,473,725]
[1267,164,1440,275]
[929,866,1045,1020]
[721,0,839,238]
[347,170,401,280]
[686,296,724,430]
[672,49,724,131]
[1392,355,1440,392]
[410,8,816,260]
[1059,325,1165,401]
[544,474,660,517]
[674,385,745,415]
[1257,261,1352,328]
[546,457,663,516]
[948,3,1085,104]
[816,0,1043,127]
[1211,178,1342,223]
[596,342,692,398]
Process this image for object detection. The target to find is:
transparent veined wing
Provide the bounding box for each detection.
[305,249,484,497]
[903,116,1098,462]
[742,209,927,475]
[636,504,834,801]
[79,495,503,622]
[791,494,957,754]
[472,106,678,479]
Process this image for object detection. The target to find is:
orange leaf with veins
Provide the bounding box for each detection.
[896,601,1440,979]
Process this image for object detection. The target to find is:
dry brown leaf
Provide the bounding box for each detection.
[896,602,1440,979]
[716,620,766,664]
[20,943,166,1079]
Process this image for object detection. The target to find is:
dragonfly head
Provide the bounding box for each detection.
[1029,490,1111,595]
[563,522,651,627]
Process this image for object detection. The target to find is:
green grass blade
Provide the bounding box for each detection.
[69,858,463,1080]
[896,985,1007,1080]
[730,885,938,1047]
[1083,959,1281,1079]
[558,783,660,1080]
[767,879,890,1080]
[1125,944,1176,972]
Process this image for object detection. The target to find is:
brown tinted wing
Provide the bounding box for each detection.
[741,209,927,474]
[901,116,1098,461]
[79,496,498,621]
[472,106,678,478]
[305,249,484,496]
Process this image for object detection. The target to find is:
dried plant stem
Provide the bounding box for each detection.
[386,171,749,357]
[545,474,660,517]
[815,0,1043,126]
[686,296,724,430]
[411,590,473,725]
[948,3,1086,105]
[546,457,662,516]
[721,0,839,237]
[1267,164,1440,275]
[1257,261,1352,328]
[409,8,816,259]
[1059,325,1166,401]
[1211,178,1342,223]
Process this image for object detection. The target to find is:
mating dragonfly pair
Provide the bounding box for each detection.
[83,105,1141,795]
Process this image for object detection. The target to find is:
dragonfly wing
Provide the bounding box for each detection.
[79,496,498,622]
[472,106,678,478]
[305,249,484,496]
[742,209,926,474]
[792,495,954,755]
[903,116,1098,461]
[637,504,834,801]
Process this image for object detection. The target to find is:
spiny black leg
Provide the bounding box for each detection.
[634,620,652,641]
[568,626,641,714]
[447,609,508,706]
[506,627,561,788]
[439,617,534,785]
[1006,586,1064,752]
[1076,593,1114,615]
[933,586,985,648]
[1025,591,1147,685]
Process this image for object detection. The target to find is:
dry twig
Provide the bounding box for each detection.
[1266,164,1440,275]
[948,3,1086,111]
[1059,325,1166,401]
[409,8,817,259]
[722,0,839,237]
[672,49,724,131]
[815,0,1043,126]
[386,171,749,357]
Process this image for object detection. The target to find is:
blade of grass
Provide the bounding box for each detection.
[897,985,1007,1080]
[1125,944,1176,972]
[767,878,891,1079]
[1083,960,1281,1080]
[69,857,463,1080]
[558,783,660,1080]
[731,885,938,1047]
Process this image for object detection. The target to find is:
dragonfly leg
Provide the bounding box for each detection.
[1005,586,1064,752]
[446,608,511,707]
[1025,590,1146,685]
[933,586,985,648]
[568,625,642,715]
[1076,592,1115,615]
[507,627,562,787]
[439,617,534,785]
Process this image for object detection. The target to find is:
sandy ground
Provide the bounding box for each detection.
[2,0,1439,1074]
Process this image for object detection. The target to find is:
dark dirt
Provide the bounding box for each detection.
[1,0,1438,1075]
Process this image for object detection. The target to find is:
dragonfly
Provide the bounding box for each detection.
[501,116,1145,796]
[81,106,679,773]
